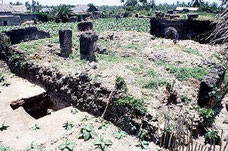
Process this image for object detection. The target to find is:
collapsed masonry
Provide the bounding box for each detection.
[198,65,226,108]
[0,27,158,142]
[150,17,215,43]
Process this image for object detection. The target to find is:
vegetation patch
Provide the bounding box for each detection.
[204,129,221,145]
[183,48,201,56]
[196,107,216,126]
[140,79,167,89]
[166,66,208,81]
[117,95,146,115]
[115,75,128,93]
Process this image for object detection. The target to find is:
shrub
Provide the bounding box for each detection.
[204,129,221,145]
[197,107,216,125]
[115,76,128,93]
[117,95,146,115]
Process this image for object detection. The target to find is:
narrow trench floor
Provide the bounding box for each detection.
[0,60,159,150]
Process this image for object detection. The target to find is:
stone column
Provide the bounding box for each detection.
[80,31,98,62]
[59,30,72,57]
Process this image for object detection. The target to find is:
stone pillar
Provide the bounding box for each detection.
[78,21,93,32]
[198,65,226,108]
[59,30,72,57]
[80,31,98,62]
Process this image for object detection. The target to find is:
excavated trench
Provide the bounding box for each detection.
[0,30,158,142]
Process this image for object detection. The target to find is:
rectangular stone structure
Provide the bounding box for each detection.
[78,21,93,31]
[59,29,72,58]
[80,31,98,62]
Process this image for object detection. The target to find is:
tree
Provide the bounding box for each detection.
[192,0,203,7]
[50,5,73,23]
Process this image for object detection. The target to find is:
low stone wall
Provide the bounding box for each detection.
[150,17,215,43]
[4,27,50,44]
[16,13,40,23]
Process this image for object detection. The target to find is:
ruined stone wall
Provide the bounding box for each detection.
[4,27,50,44]
[150,17,215,43]
[0,31,158,141]
[16,13,39,23]
[0,16,21,26]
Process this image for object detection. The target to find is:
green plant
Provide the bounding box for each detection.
[26,142,43,151]
[166,66,208,81]
[0,144,11,151]
[117,95,146,115]
[112,129,127,139]
[115,75,128,93]
[136,127,149,149]
[0,73,4,82]
[141,79,167,89]
[145,69,158,77]
[63,121,74,130]
[0,122,9,131]
[58,139,76,151]
[209,87,221,101]
[197,107,216,125]
[70,108,78,114]
[223,117,228,124]
[183,48,201,56]
[180,96,191,103]
[31,124,40,131]
[98,121,109,130]
[79,124,97,141]
[94,135,113,151]
[136,139,149,150]
[204,129,221,145]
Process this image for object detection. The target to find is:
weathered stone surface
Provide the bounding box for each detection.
[164,26,179,43]
[59,29,72,57]
[78,21,93,31]
[198,65,226,108]
[150,17,215,43]
[80,31,98,61]
[4,27,50,44]
[187,14,199,20]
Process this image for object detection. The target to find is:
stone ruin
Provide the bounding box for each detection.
[198,65,226,108]
[79,31,98,62]
[78,21,93,32]
[59,29,72,57]
[4,27,50,44]
[150,17,215,43]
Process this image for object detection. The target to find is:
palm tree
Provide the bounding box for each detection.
[51,5,73,23]
[192,0,203,7]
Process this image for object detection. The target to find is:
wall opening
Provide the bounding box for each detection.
[3,21,7,26]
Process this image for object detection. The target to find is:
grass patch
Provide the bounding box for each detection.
[166,65,208,81]
[183,48,201,56]
[126,65,144,74]
[145,69,158,77]
[140,79,167,89]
